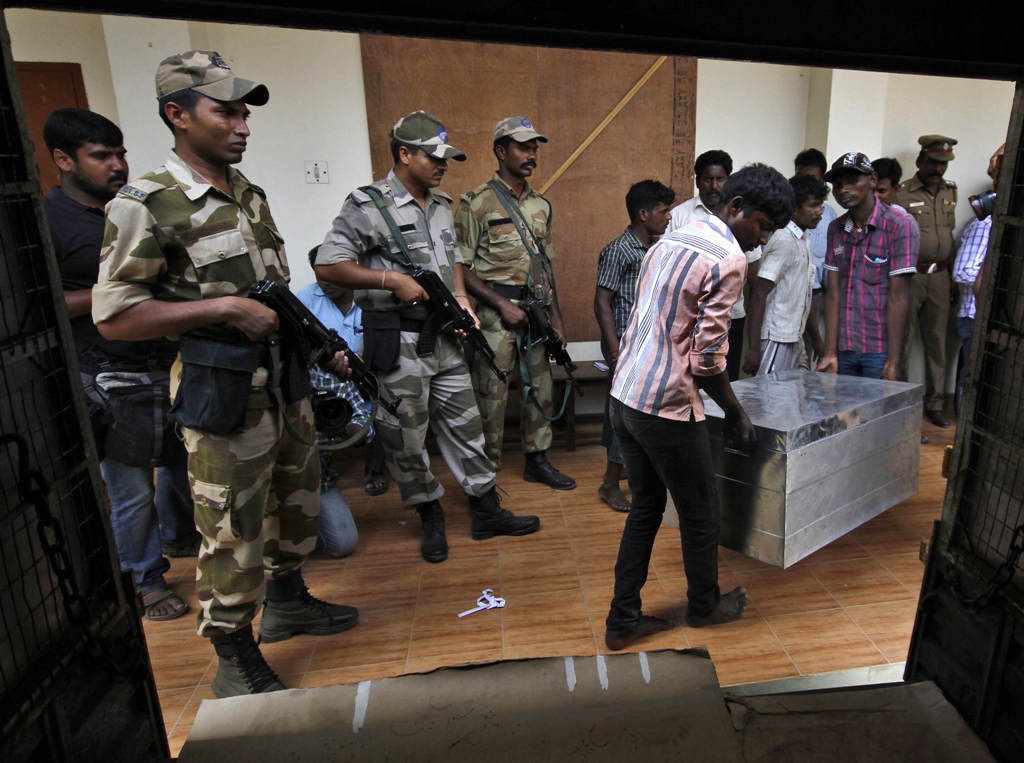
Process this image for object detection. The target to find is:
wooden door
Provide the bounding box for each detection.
[15,61,89,195]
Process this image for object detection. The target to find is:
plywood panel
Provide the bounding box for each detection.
[360,35,694,340]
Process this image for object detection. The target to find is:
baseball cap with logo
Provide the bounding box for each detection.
[918,134,957,162]
[493,116,548,144]
[390,111,466,162]
[823,152,875,182]
[155,50,269,106]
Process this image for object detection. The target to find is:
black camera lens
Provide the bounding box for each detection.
[969,190,997,220]
[311,389,353,437]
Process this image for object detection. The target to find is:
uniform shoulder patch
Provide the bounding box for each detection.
[947,180,957,188]
[350,187,372,204]
[117,184,149,201]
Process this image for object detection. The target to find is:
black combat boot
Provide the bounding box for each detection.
[468,487,541,540]
[416,499,448,563]
[210,624,286,698]
[523,450,577,490]
[258,571,359,643]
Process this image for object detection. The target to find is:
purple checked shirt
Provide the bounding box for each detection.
[824,199,918,354]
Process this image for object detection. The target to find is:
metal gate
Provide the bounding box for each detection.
[0,16,168,762]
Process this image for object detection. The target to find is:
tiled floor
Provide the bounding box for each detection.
[149,416,956,756]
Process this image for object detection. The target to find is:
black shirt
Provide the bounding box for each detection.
[45,187,177,374]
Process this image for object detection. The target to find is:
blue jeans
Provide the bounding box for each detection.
[838,350,888,379]
[100,458,177,596]
[316,486,359,557]
[155,465,197,544]
[606,399,721,635]
[957,316,975,409]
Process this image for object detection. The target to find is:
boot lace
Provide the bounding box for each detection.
[236,637,282,693]
[296,586,332,615]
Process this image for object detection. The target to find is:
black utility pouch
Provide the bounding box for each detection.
[361,311,401,373]
[169,336,261,435]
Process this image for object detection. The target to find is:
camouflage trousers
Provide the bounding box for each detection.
[181,399,319,637]
[375,331,496,507]
[472,303,553,470]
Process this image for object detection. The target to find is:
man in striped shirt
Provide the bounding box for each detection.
[604,164,794,650]
[816,153,917,380]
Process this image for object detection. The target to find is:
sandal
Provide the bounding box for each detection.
[143,588,189,622]
[364,470,388,497]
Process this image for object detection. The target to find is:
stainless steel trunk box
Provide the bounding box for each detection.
[664,370,922,568]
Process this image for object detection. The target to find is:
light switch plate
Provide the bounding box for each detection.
[305,161,329,184]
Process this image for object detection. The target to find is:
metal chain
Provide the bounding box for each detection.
[1,434,122,675]
[949,523,1024,613]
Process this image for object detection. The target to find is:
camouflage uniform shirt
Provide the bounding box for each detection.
[454,173,555,288]
[315,170,460,319]
[93,150,289,335]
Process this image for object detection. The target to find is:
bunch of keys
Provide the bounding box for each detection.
[458,588,505,618]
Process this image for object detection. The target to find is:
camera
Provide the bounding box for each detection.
[311,388,354,437]
[969,190,996,220]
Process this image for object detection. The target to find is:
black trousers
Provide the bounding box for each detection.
[605,398,722,635]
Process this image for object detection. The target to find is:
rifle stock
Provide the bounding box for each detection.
[249,280,401,416]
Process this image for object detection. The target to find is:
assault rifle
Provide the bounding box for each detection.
[249,280,401,416]
[519,297,583,397]
[411,266,512,383]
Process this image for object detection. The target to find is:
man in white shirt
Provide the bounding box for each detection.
[743,174,828,375]
[668,150,760,379]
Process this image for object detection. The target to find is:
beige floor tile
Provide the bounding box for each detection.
[147,631,216,691]
[503,639,598,661]
[334,560,422,611]
[767,609,887,675]
[733,566,840,617]
[405,649,504,674]
[846,599,919,663]
[683,618,797,686]
[497,516,573,555]
[572,542,622,588]
[418,555,501,606]
[300,661,407,688]
[875,552,927,593]
[167,685,216,758]
[500,549,581,597]
[409,600,504,660]
[157,686,195,738]
[807,557,916,607]
[306,607,415,672]
[501,589,594,648]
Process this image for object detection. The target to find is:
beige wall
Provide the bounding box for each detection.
[5,9,119,126]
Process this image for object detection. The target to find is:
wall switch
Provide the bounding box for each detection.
[305,161,329,184]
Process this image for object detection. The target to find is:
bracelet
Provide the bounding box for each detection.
[381,270,388,289]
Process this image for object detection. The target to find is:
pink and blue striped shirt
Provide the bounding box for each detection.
[611,216,746,422]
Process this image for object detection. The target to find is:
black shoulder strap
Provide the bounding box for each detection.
[360,185,417,270]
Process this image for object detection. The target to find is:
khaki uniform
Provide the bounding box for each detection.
[94,151,319,637]
[455,173,556,469]
[895,175,957,412]
[316,171,495,506]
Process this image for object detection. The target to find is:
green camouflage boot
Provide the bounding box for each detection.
[258,571,359,643]
[210,624,286,698]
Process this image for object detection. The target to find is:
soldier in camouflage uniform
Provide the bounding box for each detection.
[456,117,576,490]
[92,51,357,698]
[315,111,541,564]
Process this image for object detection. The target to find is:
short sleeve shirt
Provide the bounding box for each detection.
[317,170,460,320]
[595,227,648,337]
[824,198,918,354]
[757,221,814,343]
[93,150,290,339]
[454,172,554,288]
[894,175,957,263]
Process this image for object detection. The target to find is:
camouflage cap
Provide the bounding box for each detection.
[823,152,874,182]
[918,134,957,162]
[494,116,548,144]
[155,50,269,106]
[390,111,466,162]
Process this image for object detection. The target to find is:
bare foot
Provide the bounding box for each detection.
[685,587,747,628]
[605,615,673,651]
[598,484,631,512]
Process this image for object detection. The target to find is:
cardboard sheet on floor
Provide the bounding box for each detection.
[178,648,745,762]
[726,680,996,763]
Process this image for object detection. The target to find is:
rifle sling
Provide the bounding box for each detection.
[360,184,440,356]
[486,180,548,265]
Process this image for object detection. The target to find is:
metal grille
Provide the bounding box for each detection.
[0,24,125,746]
[944,82,1024,609]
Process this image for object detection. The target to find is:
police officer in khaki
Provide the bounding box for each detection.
[456,117,577,490]
[314,111,540,565]
[93,51,357,698]
[895,134,958,428]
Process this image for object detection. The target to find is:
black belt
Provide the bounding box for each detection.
[487,281,529,300]
[399,316,426,333]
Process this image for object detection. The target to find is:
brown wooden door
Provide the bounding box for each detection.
[15,61,89,195]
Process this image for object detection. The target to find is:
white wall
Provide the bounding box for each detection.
[4,9,120,126]
[695,59,810,184]
[193,22,373,291]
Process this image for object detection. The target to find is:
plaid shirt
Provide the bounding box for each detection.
[596,226,648,337]
[824,199,918,354]
[611,217,746,422]
[953,216,992,319]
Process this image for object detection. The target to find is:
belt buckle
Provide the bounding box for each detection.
[927,262,939,274]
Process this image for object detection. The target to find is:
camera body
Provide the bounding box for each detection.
[311,388,354,437]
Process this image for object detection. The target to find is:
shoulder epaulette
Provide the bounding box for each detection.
[117,184,149,202]
[947,180,957,188]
